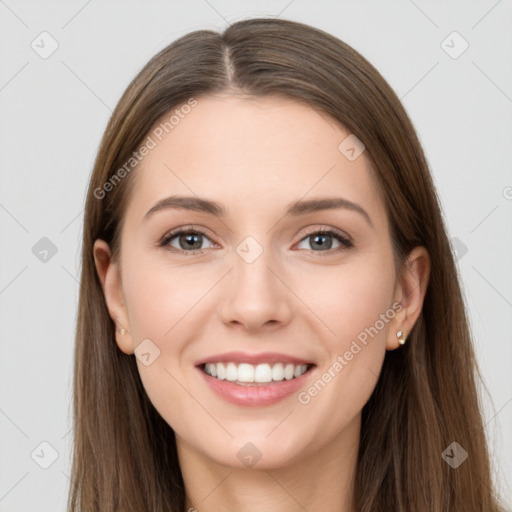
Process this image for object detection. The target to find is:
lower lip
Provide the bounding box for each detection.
[197,366,316,407]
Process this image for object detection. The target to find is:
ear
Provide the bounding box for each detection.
[387,246,431,350]
[93,239,134,354]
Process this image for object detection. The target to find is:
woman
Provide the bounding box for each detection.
[68,17,505,511]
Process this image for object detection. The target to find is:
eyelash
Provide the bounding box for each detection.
[159,226,353,256]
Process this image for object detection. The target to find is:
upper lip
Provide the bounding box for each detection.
[195,351,315,367]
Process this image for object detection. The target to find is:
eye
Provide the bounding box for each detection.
[160,227,215,254]
[159,226,353,256]
[296,228,352,254]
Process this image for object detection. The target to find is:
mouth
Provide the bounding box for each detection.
[194,351,317,406]
[198,361,316,386]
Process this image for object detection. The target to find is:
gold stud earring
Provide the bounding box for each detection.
[120,328,127,335]
[396,330,407,345]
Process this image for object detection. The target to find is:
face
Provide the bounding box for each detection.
[95,93,426,471]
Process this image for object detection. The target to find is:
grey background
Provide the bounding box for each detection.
[1,1,511,510]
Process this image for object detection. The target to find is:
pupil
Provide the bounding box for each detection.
[311,234,332,250]
[181,233,202,250]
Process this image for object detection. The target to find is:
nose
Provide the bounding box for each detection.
[218,244,293,332]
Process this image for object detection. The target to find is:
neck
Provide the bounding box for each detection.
[178,415,360,512]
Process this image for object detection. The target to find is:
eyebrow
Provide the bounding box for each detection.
[143,195,373,228]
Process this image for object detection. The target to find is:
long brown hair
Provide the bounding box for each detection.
[69,17,505,511]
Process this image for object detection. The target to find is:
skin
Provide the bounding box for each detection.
[94,93,430,512]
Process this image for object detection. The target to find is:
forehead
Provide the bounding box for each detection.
[125,93,384,226]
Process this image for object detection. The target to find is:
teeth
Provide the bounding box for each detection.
[226,362,238,381]
[272,363,284,381]
[203,362,310,384]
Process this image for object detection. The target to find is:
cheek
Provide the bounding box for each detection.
[291,253,396,345]
[119,254,216,418]
[122,252,207,343]
[289,253,395,416]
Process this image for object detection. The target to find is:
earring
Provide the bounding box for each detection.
[117,326,127,335]
[396,330,407,345]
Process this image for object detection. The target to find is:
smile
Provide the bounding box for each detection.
[201,362,312,385]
